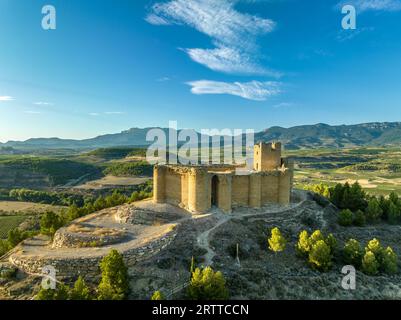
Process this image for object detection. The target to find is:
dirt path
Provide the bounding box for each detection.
[196,198,307,267]
[197,212,231,266]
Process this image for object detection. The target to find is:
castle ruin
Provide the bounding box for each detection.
[153,142,294,214]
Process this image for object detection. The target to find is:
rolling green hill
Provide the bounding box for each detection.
[0,156,101,188]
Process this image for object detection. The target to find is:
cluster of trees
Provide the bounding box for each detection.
[187,266,229,300]
[294,229,398,275]
[8,188,89,206]
[103,161,153,177]
[40,189,153,237]
[87,147,147,160]
[331,182,401,226]
[306,181,401,226]
[343,238,398,275]
[0,229,38,256]
[296,230,337,272]
[36,249,129,300]
[1,185,153,256]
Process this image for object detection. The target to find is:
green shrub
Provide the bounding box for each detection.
[330,182,367,211]
[325,233,337,253]
[353,210,366,226]
[70,276,92,300]
[338,209,353,226]
[268,227,286,253]
[187,267,229,300]
[365,198,383,222]
[308,240,332,272]
[389,192,400,206]
[151,290,165,300]
[97,250,129,300]
[362,251,379,276]
[379,195,391,220]
[103,161,153,177]
[343,239,363,267]
[365,238,384,264]
[40,211,65,236]
[296,230,310,256]
[36,283,70,300]
[388,202,401,224]
[382,247,398,274]
[309,230,325,245]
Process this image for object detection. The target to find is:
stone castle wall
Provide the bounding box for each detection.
[153,142,293,214]
[10,230,177,281]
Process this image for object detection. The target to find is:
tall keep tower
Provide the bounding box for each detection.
[253,142,282,171]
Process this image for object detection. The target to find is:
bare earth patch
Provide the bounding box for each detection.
[74,175,150,190]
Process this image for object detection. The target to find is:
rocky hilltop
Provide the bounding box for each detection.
[1,191,401,300]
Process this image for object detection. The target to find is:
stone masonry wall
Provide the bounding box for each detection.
[9,230,177,281]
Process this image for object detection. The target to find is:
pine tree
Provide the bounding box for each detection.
[308,240,332,272]
[389,192,399,206]
[309,230,324,246]
[349,182,367,211]
[70,276,91,300]
[187,267,229,300]
[378,195,390,220]
[330,183,344,207]
[340,183,352,210]
[343,239,363,267]
[362,251,379,276]
[365,238,384,263]
[382,247,398,274]
[268,227,286,253]
[296,230,310,256]
[151,290,165,300]
[353,210,366,226]
[365,198,383,222]
[97,249,129,300]
[36,283,70,300]
[388,202,401,224]
[338,209,353,226]
[325,233,337,253]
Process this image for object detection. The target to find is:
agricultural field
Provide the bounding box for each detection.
[0,215,28,239]
[74,176,150,190]
[284,147,401,196]
[0,201,67,240]
[0,201,66,215]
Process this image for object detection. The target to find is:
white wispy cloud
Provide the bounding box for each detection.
[187,80,281,101]
[33,101,54,106]
[185,46,279,76]
[272,102,295,108]
[89,112,125,116]
[104,111,125,115]
[0,96,15,101]
[338,0,401,12]
[146,0,276,75]
[336,27,375,42]
[157,76,171,82]
[145,13,171,25]
[24,110,41,114]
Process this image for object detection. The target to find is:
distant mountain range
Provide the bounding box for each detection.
[2,122,401,150]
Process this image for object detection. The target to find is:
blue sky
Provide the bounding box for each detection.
[0,0,401,142]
